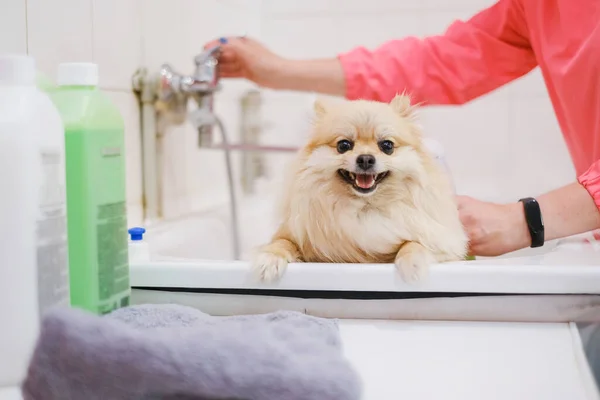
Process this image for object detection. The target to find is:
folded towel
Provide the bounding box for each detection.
[22,304,362,400]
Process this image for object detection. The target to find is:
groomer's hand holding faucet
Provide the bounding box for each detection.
[204,36,347,96]
[203,37,288,90]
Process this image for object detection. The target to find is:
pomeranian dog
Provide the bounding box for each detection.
[252,94,468,283]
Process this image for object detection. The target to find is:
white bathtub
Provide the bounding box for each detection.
[143,193,278,261]
[134,197,600,321]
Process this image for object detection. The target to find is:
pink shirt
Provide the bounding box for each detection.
[338,0,600,210]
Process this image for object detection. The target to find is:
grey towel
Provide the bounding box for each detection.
[22,304,362,400]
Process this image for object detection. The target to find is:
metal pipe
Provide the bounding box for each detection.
[133,68,161,223]
[203,143,299,153]
[213,116,241,260]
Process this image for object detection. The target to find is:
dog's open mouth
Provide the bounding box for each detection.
[337,169,389,194]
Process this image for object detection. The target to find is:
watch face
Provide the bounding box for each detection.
[531,199,543,228]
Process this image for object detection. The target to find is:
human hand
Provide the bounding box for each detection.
[456,195,530,257]
[203,37,287,89]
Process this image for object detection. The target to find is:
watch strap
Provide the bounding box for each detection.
[518,197,545,248]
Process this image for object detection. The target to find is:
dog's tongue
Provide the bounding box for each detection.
[355,174,375,189]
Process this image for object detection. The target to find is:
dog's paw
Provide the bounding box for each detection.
[252,251,289,283]
[394,248,432,284]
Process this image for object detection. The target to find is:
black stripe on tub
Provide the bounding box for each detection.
[130,287,575,300]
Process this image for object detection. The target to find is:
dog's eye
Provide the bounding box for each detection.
[378,140,394,155]
[336,140,353,154]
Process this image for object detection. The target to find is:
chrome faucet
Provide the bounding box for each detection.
[156,45,222,146]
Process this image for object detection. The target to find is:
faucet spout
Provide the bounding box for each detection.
[192,45,221,91]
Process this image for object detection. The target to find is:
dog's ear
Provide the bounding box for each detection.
[389,93,415,119]
[313,98,328,119]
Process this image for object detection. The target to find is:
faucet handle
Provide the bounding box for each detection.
[194,45,221,67]
[192,45,221,88]
[157,63,181,101]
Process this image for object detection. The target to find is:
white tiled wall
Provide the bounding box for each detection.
[1,0,576,227]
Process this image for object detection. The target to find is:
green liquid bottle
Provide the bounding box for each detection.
[51,63,130,315]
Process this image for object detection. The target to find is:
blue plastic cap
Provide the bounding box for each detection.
[219,37,228,44]
[128,227,146,241]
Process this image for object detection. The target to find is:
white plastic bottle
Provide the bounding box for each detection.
[128,227,150,263]
[0,55,70,389]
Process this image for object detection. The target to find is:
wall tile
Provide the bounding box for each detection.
[141,0,190,73]
[127,202,144,227]
[508,95,575,196]
[263,0,428,18]
[27,0,93,79]
[0,0,27,54]
[93,0,143,90]
[422,10,480,37]
[329,0,425,14]
[259,91,315,182]
[260,16,339,59]
[141,0,253,82]
[507,68,548,98]
[260,90,316,147]
[333,13,426,51]
[177,0,225,59]
[424,0,496,11]
[262,12,426,60]
[216,0,262,38]
[419,97,513,202]
[160,123,190,219]
[262,0,331,18]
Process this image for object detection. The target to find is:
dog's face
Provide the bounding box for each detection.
[302,95,427,198]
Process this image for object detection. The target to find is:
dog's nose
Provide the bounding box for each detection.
[356,154,376,171]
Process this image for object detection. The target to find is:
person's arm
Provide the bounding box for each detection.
[337,0,537,104]
[457,178,600,257]
[534,179,600,243]
[462,158,600,256]
[272,58,347,97]
[459,172,600,257]
[529,160,600,245]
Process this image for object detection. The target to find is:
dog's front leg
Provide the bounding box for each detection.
[394,241,434,283]
[252,231,301,283]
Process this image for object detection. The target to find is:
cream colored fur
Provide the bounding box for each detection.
[252,95,468,283]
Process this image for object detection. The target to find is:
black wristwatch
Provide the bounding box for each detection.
[518,197,545,248]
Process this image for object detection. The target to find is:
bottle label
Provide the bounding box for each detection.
[36,150,69,316]
[65,129,130,315]
[96,200,130,314]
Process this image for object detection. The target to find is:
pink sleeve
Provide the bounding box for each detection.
[338,0,537,105]
[578,160,600,211]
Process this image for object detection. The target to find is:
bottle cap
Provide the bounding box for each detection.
[57,62,99,86]
[0,54,35,85]
[128,227,146,241]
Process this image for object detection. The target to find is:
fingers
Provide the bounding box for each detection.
[203,35,248,50]
[202,36,252,79]
[455,195,472,209]
[219,48,238,63]
[219,64,243,76]
[219,68,244,78]
[219,60,241,72]
[203,39,222,50]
